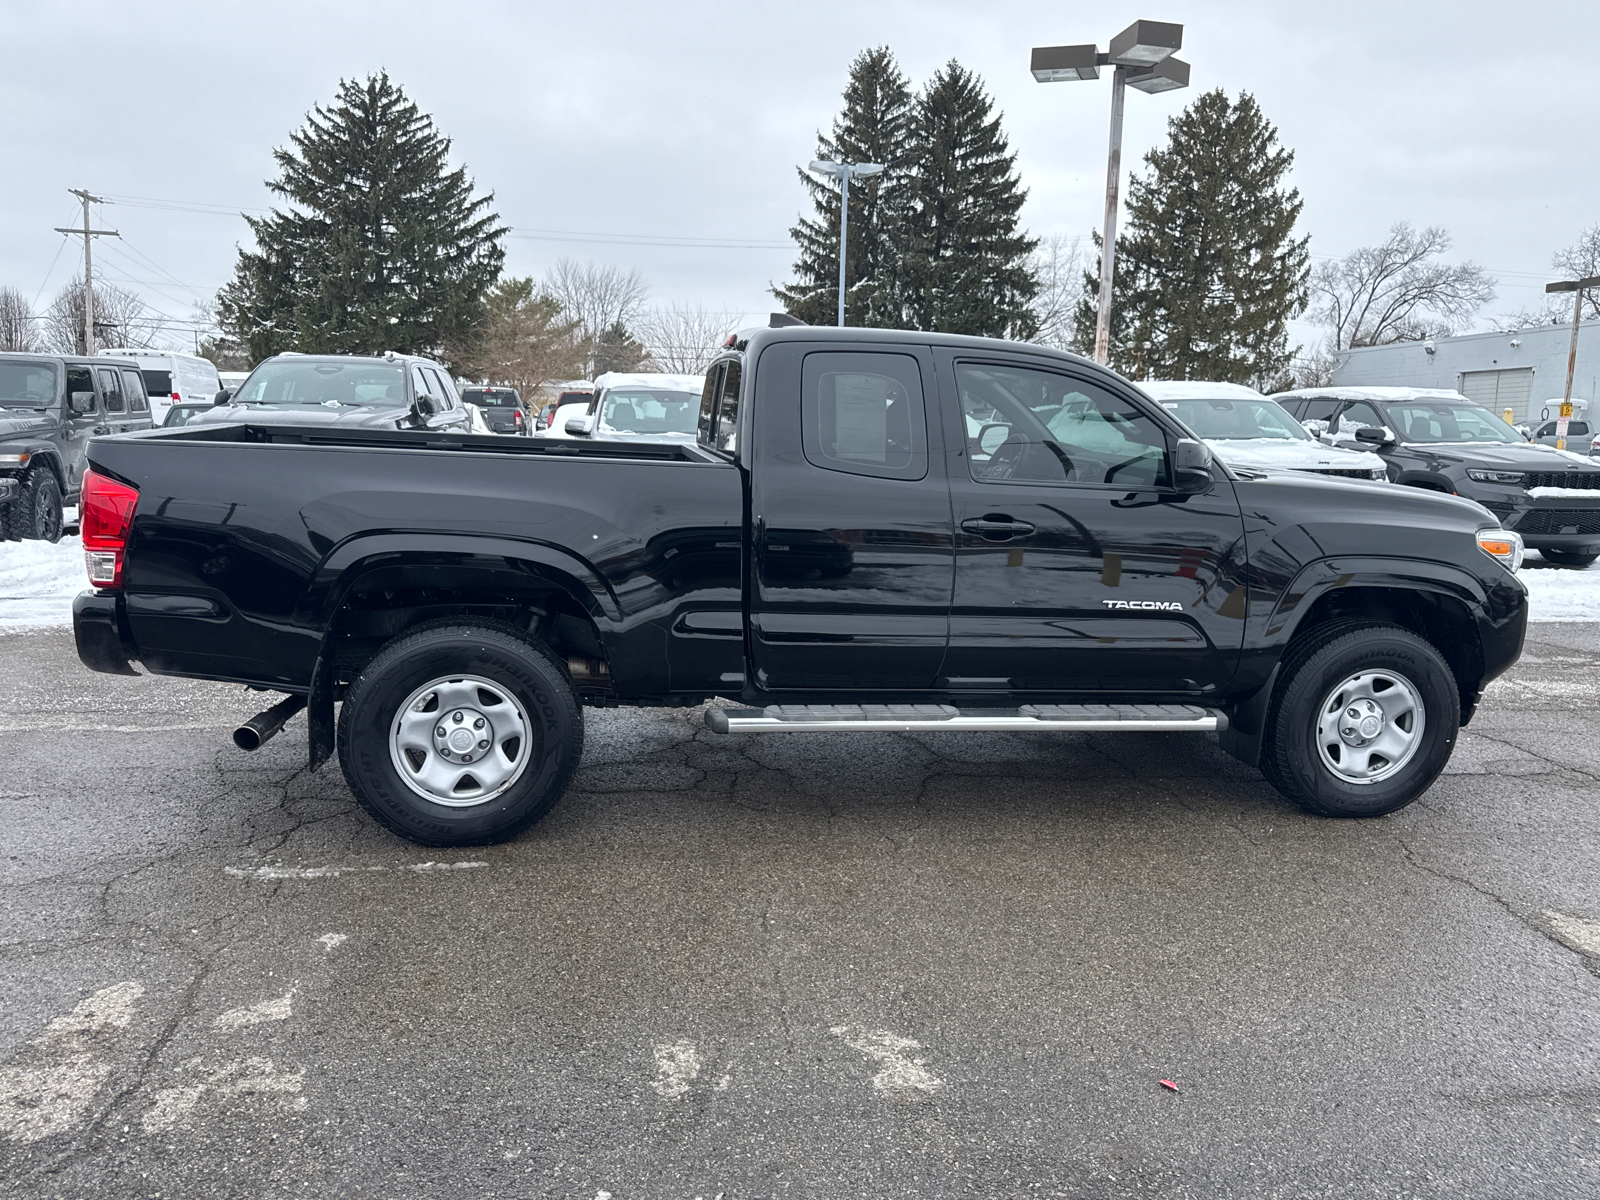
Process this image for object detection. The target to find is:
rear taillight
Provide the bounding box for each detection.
[514,410,524,425]
[81,469,139,589]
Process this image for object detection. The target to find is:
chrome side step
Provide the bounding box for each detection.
[704,702,1226,735]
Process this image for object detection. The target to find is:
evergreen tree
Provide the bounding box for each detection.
[591,321,650,375]
[899,61,1039,340]
[1074,89,1309,383]
[775,47,915,327]
[218,72,505,367]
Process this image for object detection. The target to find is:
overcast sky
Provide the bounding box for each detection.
[3,0,1595,353]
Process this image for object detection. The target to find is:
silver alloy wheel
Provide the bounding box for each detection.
[1314,669,1426,785]
[389,674,532,807]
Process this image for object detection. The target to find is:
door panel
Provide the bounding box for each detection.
[748,343,953,690]
[936,351,1248,696]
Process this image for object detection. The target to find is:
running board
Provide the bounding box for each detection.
[704,703,1226,735]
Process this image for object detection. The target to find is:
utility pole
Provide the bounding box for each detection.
[1545,273,1600,450]
[54,190,118,356]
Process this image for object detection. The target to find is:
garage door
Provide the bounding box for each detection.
[1459,368,1533,413]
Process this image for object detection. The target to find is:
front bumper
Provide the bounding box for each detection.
[1469,488,1600,551]
[73,590,140,676]
[0,476,16,503]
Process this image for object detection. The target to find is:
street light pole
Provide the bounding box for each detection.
[808,160,885,327]
[1095,66,1128,365]
[1031,21,1189,367]
[1547,273,1600,450]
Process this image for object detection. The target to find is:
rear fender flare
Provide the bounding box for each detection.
[298,534,622,771]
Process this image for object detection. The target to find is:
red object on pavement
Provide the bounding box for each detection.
[1159,1079,1179,1092]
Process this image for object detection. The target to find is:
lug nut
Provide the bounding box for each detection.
[453,711,464,723]
[440,749,450,758]
[478,739,489,749]
[436,726,446,737]
[474,718,485,729]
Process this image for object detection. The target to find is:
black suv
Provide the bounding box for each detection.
[197,353,471,433]
[0,352,154,541]
[1275,387,1600,567]
[459,385,526,434]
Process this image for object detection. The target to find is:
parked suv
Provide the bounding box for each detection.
[459,385,527,434]
[1275,386,1600,567]
[197,352,471,434]
[0,352,153,541]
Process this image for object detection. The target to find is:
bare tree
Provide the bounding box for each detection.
[1310,223,1495,350]
[0,287,40,352]
[43,278,166,354]
[1027,234,1088,352]
[1493,224,1600,331]
[541,260,649,374]
[1290,341,1344,388]
[634,304,737,374]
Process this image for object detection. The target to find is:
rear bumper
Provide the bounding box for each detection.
[73,590,140,676]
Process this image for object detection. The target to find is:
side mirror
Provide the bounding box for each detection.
[408,393,439,427]
[213,389,232,406]
[563,415,594,437]
[976,423,1011,456]
[1300,418,1328,439]
[1172,437,1214,493]
[69,391,95,414]
[1354,426,1394,446]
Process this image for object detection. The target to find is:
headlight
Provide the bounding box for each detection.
[1369,467,1387,480]
[1466,469,1523,484]
[1476,527,1524,573]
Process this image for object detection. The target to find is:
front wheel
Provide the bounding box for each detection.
[9,469,63,543]
[1539,548,1600,569]
[337,622,584,846]
[1262,624,1459,818]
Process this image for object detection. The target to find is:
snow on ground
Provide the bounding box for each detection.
[0,536,1595,629]
[0,535,86,627]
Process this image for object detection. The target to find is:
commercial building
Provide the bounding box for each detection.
[1330,319,1600,422]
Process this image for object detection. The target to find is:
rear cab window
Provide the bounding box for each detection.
[121,369,149,413]
[800,351,928,480]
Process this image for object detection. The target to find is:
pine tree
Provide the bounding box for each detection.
[1075,89,1309,383]
[591,322,649,375]
[218,72,505,367]
[774,47,915,328]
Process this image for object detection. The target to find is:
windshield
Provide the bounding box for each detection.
[1388,402,1525,444]
[232,360,405,407]
[1159,397,1310,441]
[0,360,60,408]
[163,406,205,428]
[463,388,520,408]
[598,389,700,435]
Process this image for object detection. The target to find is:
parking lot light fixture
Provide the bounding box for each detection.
[1031,20,1189,366]
[808,160,886,327]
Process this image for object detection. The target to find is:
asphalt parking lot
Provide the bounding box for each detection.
[2,623,1599,1199]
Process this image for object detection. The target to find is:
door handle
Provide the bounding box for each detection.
[961,516,1036,541]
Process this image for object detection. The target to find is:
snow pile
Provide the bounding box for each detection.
[0,535,86,627]
[1521,556,1600,622]
[1528,486,1600,500]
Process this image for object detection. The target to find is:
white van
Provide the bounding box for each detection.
[98,349,222,425]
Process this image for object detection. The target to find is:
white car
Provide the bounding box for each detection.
[1139,380,1388,481]
[554,372,705,444]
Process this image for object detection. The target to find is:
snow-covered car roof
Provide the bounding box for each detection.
[593,372,704,393]
[1271,386,1469,404]
[1138,380,1268,401]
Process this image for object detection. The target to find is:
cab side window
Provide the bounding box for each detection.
[715,360,741,454]
[800,352,927,481]
[957,362,1169,488]
[1301,398,1342,422]
[410,365,436,402]
[96,367,125,413]
[65,367,96,412]
[122,369,149,413]
[698,364,723,444]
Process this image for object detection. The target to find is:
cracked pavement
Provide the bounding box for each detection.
[2,623,1599,1198]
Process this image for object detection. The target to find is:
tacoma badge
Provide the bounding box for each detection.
[1102,600,1184,611]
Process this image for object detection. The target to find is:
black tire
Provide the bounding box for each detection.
[337,621,584,846]
[1539,548,1600,569]
[12,469,64,543]
[1261,623,1459,818]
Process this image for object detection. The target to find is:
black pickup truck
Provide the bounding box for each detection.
[72,325,1529,845]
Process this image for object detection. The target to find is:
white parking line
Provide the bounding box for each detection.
[214,991,295,1032]
[224,862,487,880]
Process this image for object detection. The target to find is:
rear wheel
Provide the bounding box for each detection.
[1539,548,1599,568]
[1262,623,1459,818]
[337,622,584,846]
